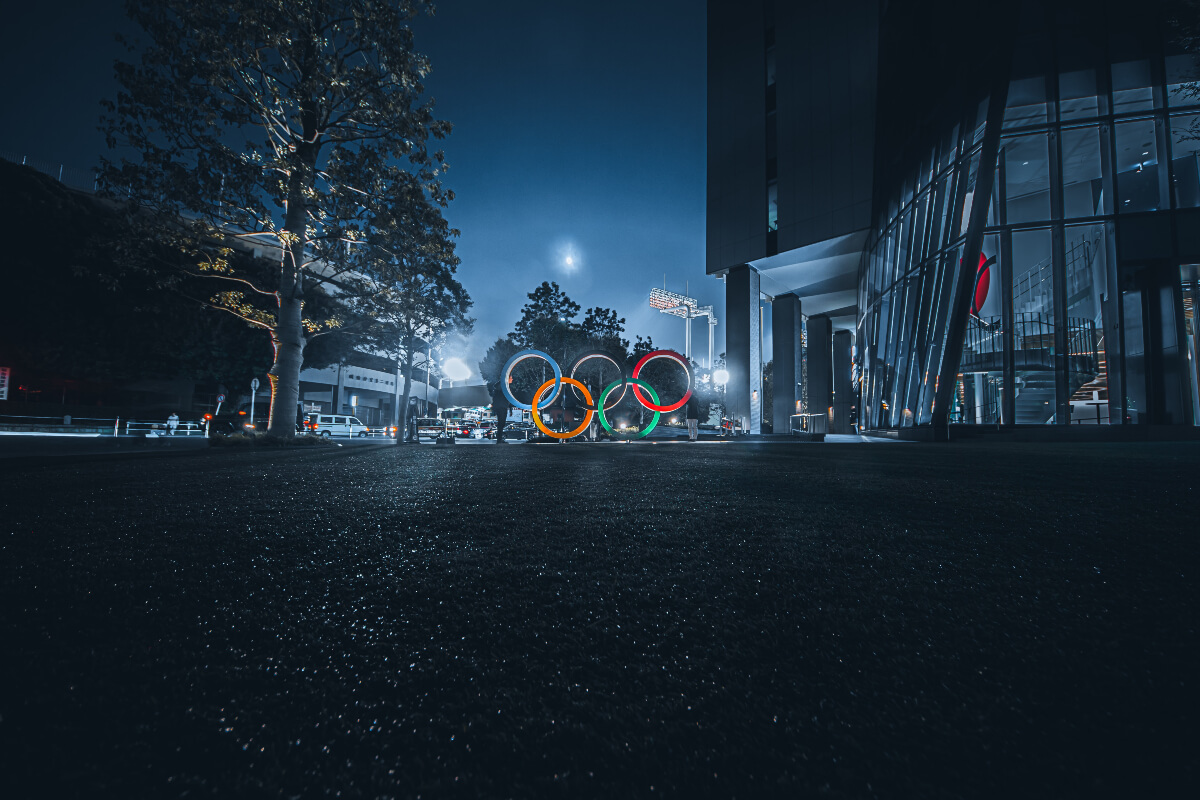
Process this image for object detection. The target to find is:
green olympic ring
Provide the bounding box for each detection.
[597,378,660,439]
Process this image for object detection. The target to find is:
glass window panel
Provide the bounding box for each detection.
[955,234,1004,425]
[916,254,948,425]
[929,173,951,254]
[1170,114,1200,208]
[970,98,989,146]
[1059,68,1099,121]
[1004,76,1050,128]
[1061,126,1107,218]
[957,149,982,238]
[1166,53,1200,109]
[767,181,778,232]
[930,246,965,414]
[1002,134,1052,223]
[898,207,914,278]
[1112,60,1154,114]
[1122,287,1147,423]
[941,123,961,169]
[912,191,930,261]
[1115,119,1160,212]
[1010,229,1059,423]
[1064,223,1112,423]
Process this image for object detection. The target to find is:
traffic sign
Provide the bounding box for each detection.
[250,378,259,391]
[217,393,226,403]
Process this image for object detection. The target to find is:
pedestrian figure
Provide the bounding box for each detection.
[167,412,179,436]
[686,396,700,442]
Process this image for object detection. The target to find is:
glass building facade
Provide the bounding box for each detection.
[857,1,1200,431]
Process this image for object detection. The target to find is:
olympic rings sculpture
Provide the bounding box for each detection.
[500,348,693,439]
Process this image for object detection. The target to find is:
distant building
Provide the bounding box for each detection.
[709,0,1200,435]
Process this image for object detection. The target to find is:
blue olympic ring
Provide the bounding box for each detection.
[501,349,562,411]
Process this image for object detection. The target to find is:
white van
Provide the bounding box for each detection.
[313,414,370,437]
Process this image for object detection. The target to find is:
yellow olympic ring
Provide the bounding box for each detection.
[532,377,594,439]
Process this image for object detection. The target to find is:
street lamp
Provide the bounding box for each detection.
[713,369,730,386]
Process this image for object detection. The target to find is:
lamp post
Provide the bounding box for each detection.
[249,377,259,429]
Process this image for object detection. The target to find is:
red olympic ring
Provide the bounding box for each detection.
[631,350,693,413]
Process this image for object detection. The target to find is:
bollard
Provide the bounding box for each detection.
[114,417,120,436]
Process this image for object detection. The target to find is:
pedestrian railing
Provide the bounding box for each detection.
[126,420,205,436]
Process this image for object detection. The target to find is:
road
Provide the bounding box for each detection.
[1,441,1196,798]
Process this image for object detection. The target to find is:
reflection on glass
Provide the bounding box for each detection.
[1064,224,1111,423]
[1009,229,1060,423]
[767,181,778,232]
[1002,134,1051,223]
[1182,269,1200,423]
[1004,76,1049,128]
[1059,68,1099,120]
[1166,54,1200,109]
[1112,60,1154,113]
[1170,114,1200,208]
[1061,126,1106,217]
[1123,288,1147,423]
[955,234,1003,424]
[1115,119,1160,211]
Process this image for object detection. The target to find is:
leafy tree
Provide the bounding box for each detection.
[580,307,629,355]
[630,335,656,362]
[511,281,581,365]
[101,0,452,436]
[478,336,521,436]
[361,193,471,435]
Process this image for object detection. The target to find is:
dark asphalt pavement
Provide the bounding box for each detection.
[1,441,1197,798]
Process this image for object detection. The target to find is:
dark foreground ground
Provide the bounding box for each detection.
[1,441,1197,798]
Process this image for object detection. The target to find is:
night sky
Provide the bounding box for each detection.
[0,1,716,380]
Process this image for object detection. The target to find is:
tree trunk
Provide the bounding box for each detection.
[398,331,416,442]
[266,110,318,439]
[267,291,305,437]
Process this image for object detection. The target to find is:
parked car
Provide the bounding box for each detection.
[415,417,448,441]
[311,414,371,437]
[487,421,537,440]
[452,422,488,439]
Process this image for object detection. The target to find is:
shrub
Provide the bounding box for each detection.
[208,432,335,448]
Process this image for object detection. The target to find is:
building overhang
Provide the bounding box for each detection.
[750,229,868,332]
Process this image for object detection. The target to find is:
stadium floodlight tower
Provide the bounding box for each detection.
[648,287,718,368]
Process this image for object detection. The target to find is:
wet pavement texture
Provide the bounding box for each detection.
[1,441,1197,798]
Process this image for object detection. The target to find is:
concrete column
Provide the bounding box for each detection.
[807,314,833,428]
[772,293,803,434]
[833,330,853,434]
[332,364,346,414]
[725,265,762,434]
